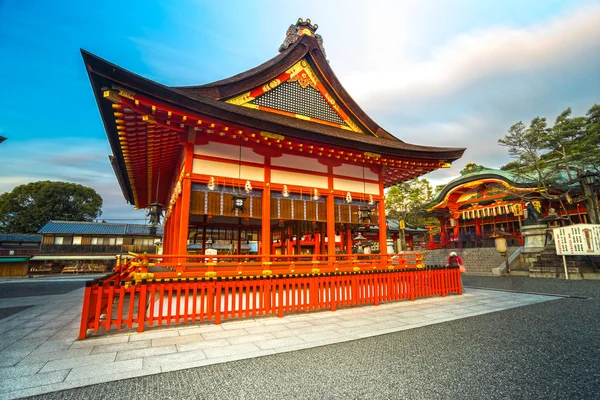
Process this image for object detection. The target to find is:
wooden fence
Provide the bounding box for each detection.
[79,266,462,339]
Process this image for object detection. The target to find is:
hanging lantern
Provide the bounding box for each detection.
[282,185,290,198]
[245,180,252,194]
[368,194,374,205]
[450,219,457,227]
[147,203,163,226]
[232,195,247,212]
[513,203,523,216]
[346,192,352,203]
[359,207,372,224]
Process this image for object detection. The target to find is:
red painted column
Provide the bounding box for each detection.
[377,177,387,257]
[453,222,460,248]
[440,218,447,248]
[346,227,353,255]
[171,194,181,256]
[326,166,336,268]
[163,215,171,255]
[176,140,194,270]
[262,157,271,266]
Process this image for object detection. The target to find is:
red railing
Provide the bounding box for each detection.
[79,259,462,339]
[113,251,427,280]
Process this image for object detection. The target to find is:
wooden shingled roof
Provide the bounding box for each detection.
[82,19,465,209]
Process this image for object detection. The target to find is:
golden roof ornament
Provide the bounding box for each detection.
[279,18,328,61]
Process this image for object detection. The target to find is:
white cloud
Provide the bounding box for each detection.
[341,3,600,103]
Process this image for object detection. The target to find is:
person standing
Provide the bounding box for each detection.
[447,251,466,273]
[447,251,466,291]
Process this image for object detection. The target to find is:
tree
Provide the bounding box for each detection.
[0,181,103,233]
[498,104,600,222]
[385,178,435,227]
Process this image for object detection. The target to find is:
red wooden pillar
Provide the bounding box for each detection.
[262,157,271,266]
[440,218,447,248]
[161,215,170,255]
[327,166,336,268]
[176,139,194,270]
[171,193,181,255]
[378,178,387,257]
[453,222,460,248]
[345,227,353,254]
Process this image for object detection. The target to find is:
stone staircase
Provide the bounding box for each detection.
[529,245,595,279]
[423,247,521,275]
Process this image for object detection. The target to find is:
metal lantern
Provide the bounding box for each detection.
[359,207,372,224]
[232,195,247,212]
[489,231,509,273]
[147,203,163,225]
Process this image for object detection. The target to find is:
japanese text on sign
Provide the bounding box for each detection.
[553,224,600,255]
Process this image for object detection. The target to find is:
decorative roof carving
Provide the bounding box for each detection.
[279,18,328,62]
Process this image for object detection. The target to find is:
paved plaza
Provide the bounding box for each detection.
[0,276,598,399]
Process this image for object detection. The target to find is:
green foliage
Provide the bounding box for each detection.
[0,181,103,233]
[498,104,600,189]
[385,178,434,228]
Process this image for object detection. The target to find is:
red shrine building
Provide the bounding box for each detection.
[83,19,465,271]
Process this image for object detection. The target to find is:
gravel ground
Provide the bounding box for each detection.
[26,276,600,400]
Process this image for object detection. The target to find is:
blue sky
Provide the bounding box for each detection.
[1,0,599,223]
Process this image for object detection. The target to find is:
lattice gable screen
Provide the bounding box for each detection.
[249,81,347,127]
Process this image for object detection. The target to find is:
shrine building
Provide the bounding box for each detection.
[83,19,465,272]
[426,163,589,250]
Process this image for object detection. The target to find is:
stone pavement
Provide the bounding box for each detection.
[0,282,560,400]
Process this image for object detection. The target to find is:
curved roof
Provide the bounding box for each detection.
[39,221,164,236]
[431,168,535,204]
[82,21,465,208]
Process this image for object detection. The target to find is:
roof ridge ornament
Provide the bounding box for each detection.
[279,18,328,61]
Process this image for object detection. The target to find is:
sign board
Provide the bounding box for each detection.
[553,224,600,256]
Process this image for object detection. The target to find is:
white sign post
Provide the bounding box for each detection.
[553,224,600,279]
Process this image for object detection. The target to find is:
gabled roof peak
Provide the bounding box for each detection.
[279,18,327,60]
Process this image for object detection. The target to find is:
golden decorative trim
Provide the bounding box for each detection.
[295,114,311,121]
[260,131,285,141]
[463,180,483,188]
[439,162,452,168]
[103,90,122,103]
[226,91,255,106]
[364,152,381,159]
[142,115,156,124]
[111,85,135,100]
[345,119,362,133]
